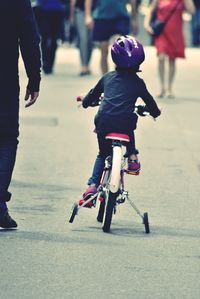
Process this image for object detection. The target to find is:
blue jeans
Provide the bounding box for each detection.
[75,8,93,67]
[0,93,19,203]
[191,8,200,46]
[88,132,136,187]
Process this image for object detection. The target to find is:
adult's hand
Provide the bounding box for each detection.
[144,24,154,35]
[85,14,94,29]
[24,88,39,108]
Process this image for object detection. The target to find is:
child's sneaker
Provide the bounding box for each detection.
[79,186,97,208]
[127,159,141,173]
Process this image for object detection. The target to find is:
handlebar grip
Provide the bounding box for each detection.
[136,105,150,116]
[76,96,82,102]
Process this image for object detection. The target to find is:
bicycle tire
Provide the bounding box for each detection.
[69,203,78,223]
[102,191,117,233]
[97,200,105,223]
[97,167,111,223]
[109,146,122,193]
[143,212,150,234]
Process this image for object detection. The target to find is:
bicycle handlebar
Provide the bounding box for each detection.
[76,96,82,102]
[76,96,151,116]
[135,105,150,116]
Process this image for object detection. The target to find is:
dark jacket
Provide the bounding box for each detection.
[82,69,161,134]
[37,0,66,11]
[0,0,41,96]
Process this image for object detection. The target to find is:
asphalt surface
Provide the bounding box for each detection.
[0,45,200,299]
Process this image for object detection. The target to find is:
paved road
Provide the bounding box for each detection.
[0,46,200,299]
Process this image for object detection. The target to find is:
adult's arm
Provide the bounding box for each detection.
[85,0,94,29]
[183,0,195,14]
[144,0,158,35]
[18,0,41,106]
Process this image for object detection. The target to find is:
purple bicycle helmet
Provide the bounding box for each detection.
[111,35,145,68]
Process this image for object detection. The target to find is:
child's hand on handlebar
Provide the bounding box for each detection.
[136,105,148,116]
[76,95,84,102]
[136,105,162,120]
[76,94,103,108]
[76,95,85,108]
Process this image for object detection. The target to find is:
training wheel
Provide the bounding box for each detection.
[69,203,78,223]
[143,212,150,234]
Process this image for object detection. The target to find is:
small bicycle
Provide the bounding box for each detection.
[69,100,151,234]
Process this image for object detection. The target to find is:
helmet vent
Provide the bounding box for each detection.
[119,41,125,47]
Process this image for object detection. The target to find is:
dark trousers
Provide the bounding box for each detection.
[35,9,64,72]
[0,93,19,202]
[88,131,136,186]
[191,8,200,46]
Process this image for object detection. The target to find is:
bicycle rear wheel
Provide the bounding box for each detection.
[102,191,117,232]
[97,166,111,223]
[102,144,121,232]
[109,146,121,193]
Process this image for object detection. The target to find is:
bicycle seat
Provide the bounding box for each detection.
[105,133,130,142]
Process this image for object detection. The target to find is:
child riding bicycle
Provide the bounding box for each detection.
[79,35,161,208]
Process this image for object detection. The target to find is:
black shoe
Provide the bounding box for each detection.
[0,208,17,229]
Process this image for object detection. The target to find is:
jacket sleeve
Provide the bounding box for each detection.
[82,77,104,108]
[139,79,161,118]
[19,0,41,92]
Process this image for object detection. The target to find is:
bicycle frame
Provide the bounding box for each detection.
[101,136,150,233]
[70,98,152,232]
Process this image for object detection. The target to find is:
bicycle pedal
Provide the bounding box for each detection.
[116,198,126,204]
[98,196,105,203]
[126,170,140,175]
[79,198,96,208]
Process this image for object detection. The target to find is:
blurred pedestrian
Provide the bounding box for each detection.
[85,0,139,74]
[69,0,94,76]
[191,0,200,46]
[0,0,41,228]
[144,0,195,98]
[35,0,67,74]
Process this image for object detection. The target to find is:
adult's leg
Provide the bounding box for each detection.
[48,11,64,72]
[100,41,109,74]
[87,26,93,66]
[75,9,93,74]
[38,11,51,73]
[168,57,176,97]
[191,11,200,46]
[0,93,19,227]
[0,94,19,203]
[0,138,18,203]
[157,53,166,97]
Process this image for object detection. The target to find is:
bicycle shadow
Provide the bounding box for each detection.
[152,225,200,239]
[0,228,121,246]
[107,223,200,239]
